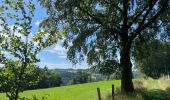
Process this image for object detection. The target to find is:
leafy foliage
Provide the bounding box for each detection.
[0,61,40,98]
[0,0,47,99]
[31,67,62,89]
[92,60,120,80]
[38,0,170,92]
[38,0,170,64]
[135,40,170,79]
[71,69,90,84]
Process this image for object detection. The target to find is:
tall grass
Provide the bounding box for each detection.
[105,77,170,100]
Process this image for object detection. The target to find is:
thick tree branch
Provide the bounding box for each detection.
[77,6,121,34]
[129,0,169,41]
[122,0,129,37]
[128,0,159,30]
[115,5,123,14]
[127,5,148,29]
[136,0,158,31]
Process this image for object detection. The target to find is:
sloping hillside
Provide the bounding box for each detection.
[0,80,120,100]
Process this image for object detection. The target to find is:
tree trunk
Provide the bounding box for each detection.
[14,84,20,100]
[120,41,134,92]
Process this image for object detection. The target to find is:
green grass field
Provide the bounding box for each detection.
[0,80,121,100]
[0,79,170,100]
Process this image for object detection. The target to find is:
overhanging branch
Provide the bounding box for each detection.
[136,0,158,31]
[129,0,169,41]
[127,5,148,29]
[77,6,121,35]
[104,0,123,13]
[77,6,103,25]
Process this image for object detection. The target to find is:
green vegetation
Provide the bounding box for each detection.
[1,78,170,100]
[39,0,170,92]
[0,1,60,99]
[25,67,62,90]
[0,80,120,100]
[0,1,40,99]
[0,0,169,99]
[111,78,170,100]
[71,69,90,84]
[135,40,170,79]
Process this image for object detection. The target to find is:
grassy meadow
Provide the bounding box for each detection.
[0,80,120,100]
[0,78,170,100]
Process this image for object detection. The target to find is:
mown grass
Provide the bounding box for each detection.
[0,78,169,100]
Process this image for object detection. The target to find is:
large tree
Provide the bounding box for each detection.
[38,0,170,92]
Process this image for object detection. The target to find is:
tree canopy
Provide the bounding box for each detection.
[39,0,170,92]
[135,40,170,79]
[0,0,47,99]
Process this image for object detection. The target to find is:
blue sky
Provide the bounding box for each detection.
[0,0,87,69]
[31,1,88,69]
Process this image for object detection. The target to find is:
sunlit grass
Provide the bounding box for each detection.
[0,78,169,100]
[0,80,120,100]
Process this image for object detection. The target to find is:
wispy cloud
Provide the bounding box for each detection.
[36,62,71,69]
[10,25,34,42]
[45,44,67,58]
[0,20,34,41]
[2,51,9,55]
[0,64,4,67]
[35,20,43,27]
[37,62,88,69]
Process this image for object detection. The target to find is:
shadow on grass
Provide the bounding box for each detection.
[136,87,170,100]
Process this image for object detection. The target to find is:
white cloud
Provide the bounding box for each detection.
[0,64,4,67]
[45,44,67,58]
[36,62,70,69]
[35,20,43,27]
[11,25,32,41]
[0,20,3,29]
[0,25,34,42]
[0,25,2,30]
[2,51,9,55]
[0,20,7,37]
[0,21,34,42]
[36,62,88,69]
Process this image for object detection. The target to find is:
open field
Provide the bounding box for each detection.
[0,80,120,100]
[0,78,170,100]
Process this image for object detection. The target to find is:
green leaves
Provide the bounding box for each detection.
[0,7,4,12]
[134,40,170,79]
[0,61,40,93]
[0,0,44,99]
[38,0,170,67]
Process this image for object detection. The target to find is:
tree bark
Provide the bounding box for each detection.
[120,40,134,92]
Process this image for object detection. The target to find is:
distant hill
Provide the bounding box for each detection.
[55,68,107,85]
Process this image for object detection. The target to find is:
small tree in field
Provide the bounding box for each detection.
[39,0,170,92]
[0,61,39,100]
[0,0,53,99]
